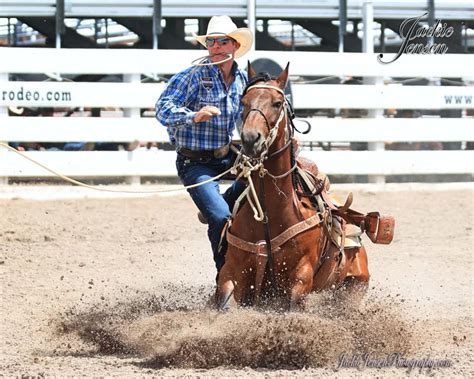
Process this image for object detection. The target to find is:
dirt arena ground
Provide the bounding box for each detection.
[0,184,472,378]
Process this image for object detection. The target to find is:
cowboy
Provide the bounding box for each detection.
[155,16,253,273]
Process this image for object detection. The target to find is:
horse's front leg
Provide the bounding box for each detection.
[216,248,255,311]
[216,272,235,311]
[288,260,314,311]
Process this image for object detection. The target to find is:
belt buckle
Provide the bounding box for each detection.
[255,240,268,256]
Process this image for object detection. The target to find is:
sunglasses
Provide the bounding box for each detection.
[205,37,232,47]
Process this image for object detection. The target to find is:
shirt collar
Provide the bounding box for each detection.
[206,60,240,77]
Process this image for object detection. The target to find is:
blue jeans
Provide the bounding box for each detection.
[176,150,246,272]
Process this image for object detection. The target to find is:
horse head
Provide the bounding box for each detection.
[240,62,289,157]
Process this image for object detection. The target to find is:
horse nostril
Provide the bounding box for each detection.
[242,130,264,155]
[242,130,259,145]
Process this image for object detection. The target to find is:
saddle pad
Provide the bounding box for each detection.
[331,217,363,248]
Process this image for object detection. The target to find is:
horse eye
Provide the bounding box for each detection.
[272,101,282,108]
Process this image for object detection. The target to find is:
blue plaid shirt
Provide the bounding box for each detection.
[155,61,247,151]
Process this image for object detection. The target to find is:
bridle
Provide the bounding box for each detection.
[241,83,292,161]
[230,82,298,223]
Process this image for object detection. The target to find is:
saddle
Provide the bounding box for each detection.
[218,157,395,262]
[296,157,395,246]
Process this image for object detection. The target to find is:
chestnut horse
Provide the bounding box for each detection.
[216,63,377,311]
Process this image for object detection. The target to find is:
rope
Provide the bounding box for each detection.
[191,54,232,67]
[0,142,235,194]
[1,141,271,224]
[264,162,298,180]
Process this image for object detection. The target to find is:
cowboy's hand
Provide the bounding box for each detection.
[193,106,221,123]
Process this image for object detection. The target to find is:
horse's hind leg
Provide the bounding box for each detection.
[337,246,370,305]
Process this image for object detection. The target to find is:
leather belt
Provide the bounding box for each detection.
[178,148,215,159]
[178,144,230,159]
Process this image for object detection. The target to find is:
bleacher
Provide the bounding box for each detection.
[2,1,473,19]
[1,1,473,51]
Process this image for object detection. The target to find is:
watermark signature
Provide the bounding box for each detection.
[378,12,454,64]
[337,353,453,373]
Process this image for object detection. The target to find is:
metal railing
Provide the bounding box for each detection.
[1,0,473,19]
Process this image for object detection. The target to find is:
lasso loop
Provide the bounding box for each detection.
[191,54,232,67]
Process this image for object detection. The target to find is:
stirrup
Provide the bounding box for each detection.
[197,211,208,224]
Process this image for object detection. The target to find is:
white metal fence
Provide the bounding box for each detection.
[0,48,473,184]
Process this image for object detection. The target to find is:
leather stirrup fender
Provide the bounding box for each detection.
[363,212,395,244]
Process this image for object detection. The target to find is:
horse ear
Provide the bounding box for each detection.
[247,61,257,80]
[276,62,290,89]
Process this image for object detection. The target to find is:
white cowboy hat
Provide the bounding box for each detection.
[195,15,253,59]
